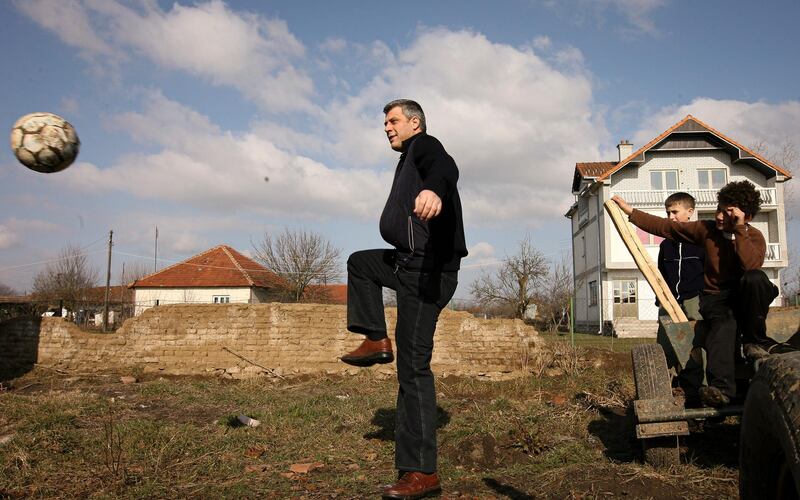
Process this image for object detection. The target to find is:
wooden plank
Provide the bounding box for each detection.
[603,200,688,323]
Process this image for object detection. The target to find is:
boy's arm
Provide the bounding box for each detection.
[733,225,766,270]
[611,196,706,245]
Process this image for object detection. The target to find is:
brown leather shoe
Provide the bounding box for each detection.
[340,338,394,367]
[382,471,441,499]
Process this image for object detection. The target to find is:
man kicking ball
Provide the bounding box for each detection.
[340,99,467,499]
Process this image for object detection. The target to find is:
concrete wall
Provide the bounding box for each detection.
[0,303,542,380]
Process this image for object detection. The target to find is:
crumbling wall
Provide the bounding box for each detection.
[0,303,541,379]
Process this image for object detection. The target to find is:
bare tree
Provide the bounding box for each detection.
[533,257,574,332]
[470,235,549,319]
[0,281,17,296]
[751,138,797,222]
[752,139,798,302]
[120,261,153,285]
[253,228,342,302]
[32,244,99,315]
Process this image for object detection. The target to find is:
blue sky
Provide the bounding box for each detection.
[1,0,798,301]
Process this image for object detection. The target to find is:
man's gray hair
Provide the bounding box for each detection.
[383,99,426,133]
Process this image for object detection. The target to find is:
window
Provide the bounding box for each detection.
[613,280,637,304]
[698,169,726,189]
[588,280,598,306]
[213,295,230,304]
[636,227,664,246]
[650,170,678,191]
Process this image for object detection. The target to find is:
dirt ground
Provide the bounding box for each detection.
[0,347,740,499]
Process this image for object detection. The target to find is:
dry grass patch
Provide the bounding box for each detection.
[0,352,738,498]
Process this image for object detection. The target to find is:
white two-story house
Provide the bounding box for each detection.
[565,115,792,337]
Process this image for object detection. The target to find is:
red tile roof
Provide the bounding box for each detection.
[303,283,347,304]
[84,285,134,303]
[129,245,284,289]
[596,115,793,181]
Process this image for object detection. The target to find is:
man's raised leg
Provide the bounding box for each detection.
[341,249,399,367]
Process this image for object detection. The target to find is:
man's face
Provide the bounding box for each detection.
[665,203,694,222]
[715,204,751,230]
[384,106,420,151]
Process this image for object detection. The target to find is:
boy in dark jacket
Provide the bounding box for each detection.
[613,181,779,407]
[656,192,705,399]
[658,192,705,319]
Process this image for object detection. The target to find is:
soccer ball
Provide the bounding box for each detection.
[9,112,80,173]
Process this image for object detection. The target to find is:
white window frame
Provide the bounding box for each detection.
[650,169,679,191]
[613,280,637,304]
[213,295,230,304]
[697,168,727,190]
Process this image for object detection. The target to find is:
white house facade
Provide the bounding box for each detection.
[565,115,792,337]
[129,245,283,316]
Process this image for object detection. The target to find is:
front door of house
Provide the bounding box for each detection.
[613,279,638,318]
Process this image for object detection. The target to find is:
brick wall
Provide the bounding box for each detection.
[0,303,541,379]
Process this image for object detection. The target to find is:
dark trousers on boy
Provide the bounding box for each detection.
[346,249,458,473]
[699,270,779,397]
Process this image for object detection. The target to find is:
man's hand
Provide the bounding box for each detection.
[725,206,747,228]
[611,195,633,216]
[414,190,442,221]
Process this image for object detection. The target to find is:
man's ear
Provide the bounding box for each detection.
[411,116,421,131]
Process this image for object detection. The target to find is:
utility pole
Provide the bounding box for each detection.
[103,230,113,332]
[154,226,158,272]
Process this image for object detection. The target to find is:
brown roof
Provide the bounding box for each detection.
[83,285,134,303]
[130,245,283,289]
[303,283,347,304]
[596,115,793,181]
[576,162,617,178]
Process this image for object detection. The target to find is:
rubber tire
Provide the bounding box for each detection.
[632,343,680,468]
[740,351,800,499]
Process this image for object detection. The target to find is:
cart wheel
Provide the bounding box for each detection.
[632,343,680,467]
[740,352,800,499]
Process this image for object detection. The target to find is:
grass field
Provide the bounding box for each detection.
[0,343,739,499]
[538,330,655,353]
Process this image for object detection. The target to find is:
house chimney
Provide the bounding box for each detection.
[618,140,633,162]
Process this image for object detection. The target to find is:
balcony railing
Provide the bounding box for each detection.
[766,243,781,262]
[612,188,777,208]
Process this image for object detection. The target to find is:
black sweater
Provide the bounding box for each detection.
[379,133,467,271]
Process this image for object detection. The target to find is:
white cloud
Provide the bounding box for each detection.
[55,92,391,220]
[462,241,500,269]
[13,0,119,58]
[631,98,800,169]
[0,225,20,249]
[50,27,609,228]
[15,0,313,112]
[632,97,800,207]
[321,28,608,224]
[0,218,61,249]
[539,0,666,36]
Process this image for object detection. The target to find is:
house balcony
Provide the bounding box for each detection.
[611,188,777,209]
[766,243,781,262]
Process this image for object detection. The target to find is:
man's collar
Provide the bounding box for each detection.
[400,132,424,153]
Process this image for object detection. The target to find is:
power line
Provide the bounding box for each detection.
[0,249,107,273]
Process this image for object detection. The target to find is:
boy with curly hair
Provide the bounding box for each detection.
[613,180,779,407]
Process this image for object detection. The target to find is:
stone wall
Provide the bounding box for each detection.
[0,303,541,380]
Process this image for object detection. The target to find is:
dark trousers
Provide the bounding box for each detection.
[346,249,458,473]
[699,270,779,396]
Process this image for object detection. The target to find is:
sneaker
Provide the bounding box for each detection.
[699,386,730,408]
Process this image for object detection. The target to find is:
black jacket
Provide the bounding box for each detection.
[657,238,705,303]
[379,133,467,271]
